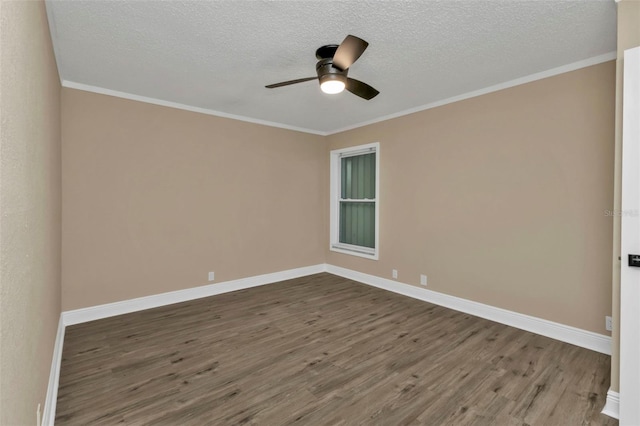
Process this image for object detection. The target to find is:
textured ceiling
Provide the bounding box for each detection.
[46,1,617,135]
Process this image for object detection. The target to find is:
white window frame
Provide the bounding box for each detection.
[329,142,380,260]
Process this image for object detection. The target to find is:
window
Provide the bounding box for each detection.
[330,142,379,259]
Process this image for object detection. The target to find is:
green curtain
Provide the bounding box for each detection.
[339,153,375,248]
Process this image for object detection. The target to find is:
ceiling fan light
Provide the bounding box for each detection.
[319,72,347,95]
[320,79,345,94]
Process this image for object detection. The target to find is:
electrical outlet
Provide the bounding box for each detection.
[420,274,427,286]
[208,271,215,282]
[392,269,398,279]
[606,316,613,331]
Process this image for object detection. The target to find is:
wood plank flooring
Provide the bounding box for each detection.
[56,273,616,425]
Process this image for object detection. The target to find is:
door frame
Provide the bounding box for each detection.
[619,45,640,425]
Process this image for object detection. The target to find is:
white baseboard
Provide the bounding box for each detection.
[41,316,65,426]
[62,264,325,326]
[602,389,620,419]
[325,265,612,355]
[60,262,613,352]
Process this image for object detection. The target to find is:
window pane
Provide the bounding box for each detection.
[341,153,375,199]
[339,202,375,248]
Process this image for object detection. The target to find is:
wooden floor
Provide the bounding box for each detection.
[56,273,616,425]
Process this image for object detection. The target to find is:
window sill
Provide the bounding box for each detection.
[330,244,378,260]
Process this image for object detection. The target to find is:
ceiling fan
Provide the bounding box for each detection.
[265,35,379,100]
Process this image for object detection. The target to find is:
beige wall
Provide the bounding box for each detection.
[63,61,616,336]
[610,0,640,394]
[61,89,325,310]
[326,61,615,334]
[0,1,62,424]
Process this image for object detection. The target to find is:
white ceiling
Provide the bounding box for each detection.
[46,1,617,135]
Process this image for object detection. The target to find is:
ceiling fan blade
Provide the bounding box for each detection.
[332,35,369,71]
[346,78,379,100]
[265,77,317,88]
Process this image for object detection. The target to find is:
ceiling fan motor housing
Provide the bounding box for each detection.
[316,57,347,86]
